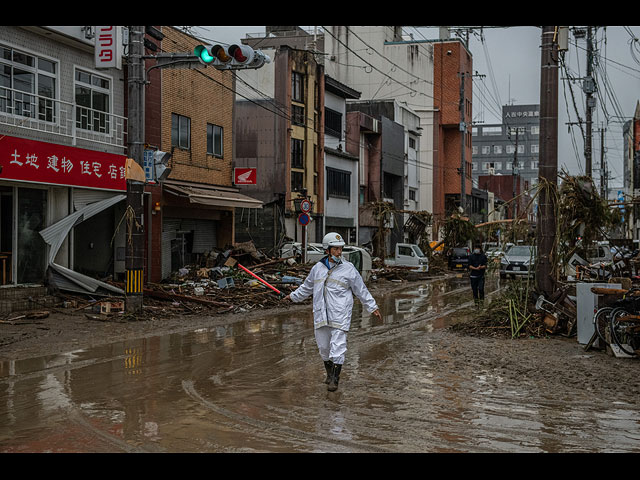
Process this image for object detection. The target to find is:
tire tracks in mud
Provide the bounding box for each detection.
[182,379,394,453]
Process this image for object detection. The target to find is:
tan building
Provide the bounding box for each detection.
[234,39,325,253]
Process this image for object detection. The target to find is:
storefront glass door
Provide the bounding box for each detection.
[16,187,46,284]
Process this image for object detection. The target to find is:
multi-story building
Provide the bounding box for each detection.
[144,26,262,282]
[0,26,128,303]
[323,76,361,244]
[345,99,420,253]
[432,37,474,231]
[233,38,324,254]
[471,104,541,218]
[323,26,436,232]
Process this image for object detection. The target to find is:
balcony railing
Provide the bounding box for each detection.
[0,86,126,151]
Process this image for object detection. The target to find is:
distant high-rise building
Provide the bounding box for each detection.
[472,104,540,194]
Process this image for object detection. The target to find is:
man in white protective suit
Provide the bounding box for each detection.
[284,232,382,392]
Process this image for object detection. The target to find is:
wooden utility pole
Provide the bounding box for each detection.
[536,26,559,296]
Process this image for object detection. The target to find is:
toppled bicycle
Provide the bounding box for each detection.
[590,287,640,358]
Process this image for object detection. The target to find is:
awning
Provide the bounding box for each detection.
[164,183,263,209]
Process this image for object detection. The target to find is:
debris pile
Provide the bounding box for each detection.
[44,240,437,322]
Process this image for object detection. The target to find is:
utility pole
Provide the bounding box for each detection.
[126,26,146,313]
[585,26,595,177]
[512,127,519,219]
[536,26,559,296]
[460,71,467,214]
[600,125,607,198]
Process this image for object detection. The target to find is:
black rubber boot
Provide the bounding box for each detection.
[323,360,334,384]
[327,363,342,392]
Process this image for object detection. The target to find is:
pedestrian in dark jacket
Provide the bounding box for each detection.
[469,246,488,305]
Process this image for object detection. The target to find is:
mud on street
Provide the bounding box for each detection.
[1,274,640,453]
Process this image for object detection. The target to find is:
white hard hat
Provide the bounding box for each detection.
[322,232,346,249]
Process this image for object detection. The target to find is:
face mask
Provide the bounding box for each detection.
[331,255,342,263]
[474,249,480,254]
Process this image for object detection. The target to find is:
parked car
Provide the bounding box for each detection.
[485,247,504,259]
[280,242,373,281]
[500,245,537,279]
[448,247,470,270]
[384,243,429,272]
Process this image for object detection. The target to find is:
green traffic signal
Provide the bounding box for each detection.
[194,45,214,63]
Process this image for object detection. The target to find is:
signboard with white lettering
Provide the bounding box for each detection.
[95,26,122,69]
[0,136,127,191]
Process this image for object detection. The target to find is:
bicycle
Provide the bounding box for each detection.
[590,287,640,356]
[609,308,640,356]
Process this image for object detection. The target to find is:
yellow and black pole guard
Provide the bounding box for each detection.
[126,268,144,295]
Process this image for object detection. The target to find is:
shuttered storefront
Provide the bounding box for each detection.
[161,217,217,279]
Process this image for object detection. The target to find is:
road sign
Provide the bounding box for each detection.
[300,198,311,213]
[298,213,310,226]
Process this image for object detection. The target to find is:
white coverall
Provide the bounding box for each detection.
[289,257,379,364]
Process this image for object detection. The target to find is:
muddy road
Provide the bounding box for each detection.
[1,274,640,453]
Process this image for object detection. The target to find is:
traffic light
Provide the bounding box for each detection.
[193,44,270,70]
[153,151,171,182]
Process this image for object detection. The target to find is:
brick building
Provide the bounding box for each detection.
[144,27,262,282]
[432,39,473,235]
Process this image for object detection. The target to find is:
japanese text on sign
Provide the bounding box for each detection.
[95,26,122,69]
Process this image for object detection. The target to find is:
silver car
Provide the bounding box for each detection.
[500,245,537,279]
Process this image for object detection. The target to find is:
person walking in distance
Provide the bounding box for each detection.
[284,232,382,392]
[469,245,488,305]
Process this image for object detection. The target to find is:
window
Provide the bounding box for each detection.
[292,104,305,126]
[326,167,351,199]
[530,126,539,135]
[472,145,478,155]
[493,145,502,154]
[207,123,223,157]
[75,68,110,133]
[291,138,303,168]
[0,44,57,122]
[325,107,342,137]
[531,144,539,153]
[531,161,538,169]
[409,188,416,201]
[506,145,515,154]
[171,113,190,149]
[482,146,490,155]
[292,72,303,102]
[482,126,502,135]
[409,137,416,150]
[291,170,304,192]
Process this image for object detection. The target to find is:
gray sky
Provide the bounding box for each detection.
[192,26,640,192]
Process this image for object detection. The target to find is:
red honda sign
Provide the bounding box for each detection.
[0,136,127,191]
[234,167,257,185]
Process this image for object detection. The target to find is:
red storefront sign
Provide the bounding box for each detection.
[0,136,127,191]
[234,167,257,185]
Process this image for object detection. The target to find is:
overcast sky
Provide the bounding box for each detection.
[191,26,640,192]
